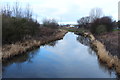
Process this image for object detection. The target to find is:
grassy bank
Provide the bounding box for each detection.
[80,32,120,75]
[95,31,120,58]
[2,29,67,61]
[62,27,120,74]
[1,2,68,61]
[63,27,119,59]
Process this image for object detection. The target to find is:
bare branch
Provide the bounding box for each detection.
[89,8,103,22]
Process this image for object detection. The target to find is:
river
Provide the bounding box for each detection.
[2,32,118,78]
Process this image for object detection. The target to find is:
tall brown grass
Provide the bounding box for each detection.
[83,32,120,74]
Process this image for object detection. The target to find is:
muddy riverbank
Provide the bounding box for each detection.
[2,29,67,61]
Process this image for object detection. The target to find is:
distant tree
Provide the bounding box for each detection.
[90,18,101,34]
[112,20,117,29]
[90,16,113,34]
[89,8,103,22]
[77,16,90,28]
[118,20,120,28]
[100,16,113,32]
[43,19,58,29]
[1,4,12,17]
[24,4,32,20]
[12,2,22,18]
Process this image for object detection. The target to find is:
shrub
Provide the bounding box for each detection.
[96,25,107,34]
[1,3,40,44]
[90,16,113,34]
[100,16,113,32]
[90,18,101,34]
[2,15,40,44]
[77,16,90,28]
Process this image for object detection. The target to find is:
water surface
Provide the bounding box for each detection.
[2,32,117,78]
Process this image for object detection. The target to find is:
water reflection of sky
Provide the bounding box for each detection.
[2,32,117,78]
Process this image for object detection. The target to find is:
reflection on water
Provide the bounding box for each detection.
[2,32,118,78]
[77,35,90,46]
[77,35,120,78]
[77,35,97,56]
[2,49,40,76]
[3,49,39,67]
[47,41,58,47]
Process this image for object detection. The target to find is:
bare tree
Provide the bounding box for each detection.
[77,16,90,28]
[1,4,12,17]
[24,4,32,19]
[89,8,103,22]
[12,2,22,18]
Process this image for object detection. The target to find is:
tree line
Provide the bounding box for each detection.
[1,2,59,45]
[77,8,119,34]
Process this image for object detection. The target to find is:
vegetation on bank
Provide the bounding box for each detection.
[2,15,40,44]
[1,2,59,45]
[95,31,120,58]
[2,30,67,60]
[77,8,118,35]
[76,8,120,59]
[60,27,87,34]
[118,20,120,28]
[81,32,120,74]
[1,2,69,60]
[42,19,59,29]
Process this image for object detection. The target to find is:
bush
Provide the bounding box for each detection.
[100,16,113,32]
[90,16,113,34]
[2,3,58,45]
[77,16,90,28]
[96,25,107,34]
[1,3,40,44]
[90,18,100,34]
[2,15,40,44]
[43,19,58,29]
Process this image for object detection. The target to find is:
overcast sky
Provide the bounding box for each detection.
[1,0,119,24]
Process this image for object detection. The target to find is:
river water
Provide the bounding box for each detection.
[2,32,118,78]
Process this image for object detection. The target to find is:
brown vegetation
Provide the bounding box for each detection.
[1,2,63,61]
[95,31,120,59]
[2,29,67,61]
[1,2,40,45]
[82,32,120,75]
[90,16,114,34]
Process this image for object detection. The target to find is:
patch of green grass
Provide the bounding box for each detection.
[60,27,89,34]
[113,29,120,31]
[67,29,76,32]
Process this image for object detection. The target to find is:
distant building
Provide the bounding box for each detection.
[69,24,74,27]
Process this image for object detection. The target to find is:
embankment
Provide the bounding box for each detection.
[80,32,120,75]
[2,30,67,61]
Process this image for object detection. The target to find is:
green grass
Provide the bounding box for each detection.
[60,27,89,35]
[113,29,120,31]
[67,28,87,33]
